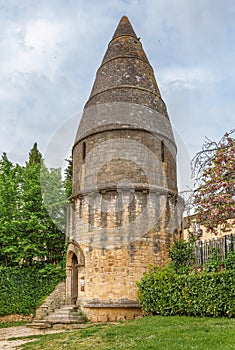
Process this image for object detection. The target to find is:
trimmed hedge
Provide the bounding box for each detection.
[0,265,65,316]
[137,268,235,318]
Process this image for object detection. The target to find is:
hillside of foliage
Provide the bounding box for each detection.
[0,143,72,315]
[0,143,72,267]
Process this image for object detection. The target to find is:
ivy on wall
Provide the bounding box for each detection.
[0,266,65,316]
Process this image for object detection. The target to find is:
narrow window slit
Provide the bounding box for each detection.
[161,140,165,162]
[82,142,86,163]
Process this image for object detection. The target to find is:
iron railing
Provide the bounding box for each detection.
[194,234,235,265]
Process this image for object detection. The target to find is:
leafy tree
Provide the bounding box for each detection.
[0,154,23,265]
[18,144,66,265]
[64,157,73,198]
[40,164,68,251]
[204,248,222,272]
[0,144,66,266]
[192,130,235,234]
[169,237,196,274]
[18,152,45,265]
[28,142,42,165]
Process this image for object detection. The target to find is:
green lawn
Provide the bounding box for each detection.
[18,316,235,350]
[0,321,26,328]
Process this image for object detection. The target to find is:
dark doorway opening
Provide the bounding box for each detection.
[71,253,78,305]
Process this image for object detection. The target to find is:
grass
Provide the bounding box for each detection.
[15,316,235,350]
[0,321,27,328]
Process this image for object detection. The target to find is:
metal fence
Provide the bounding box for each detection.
[194,234,235,265]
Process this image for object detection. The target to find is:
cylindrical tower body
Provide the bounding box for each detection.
[66,16,181,322]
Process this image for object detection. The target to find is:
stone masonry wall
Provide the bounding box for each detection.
[72,129,177,196]
[35,282,66,320]
[67,189,180,312]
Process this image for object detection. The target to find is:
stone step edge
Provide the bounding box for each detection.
[26,320,52,329]
[27,320,88,328]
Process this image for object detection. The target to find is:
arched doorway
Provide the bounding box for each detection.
[66,243,85,305]
[71,254,78,305]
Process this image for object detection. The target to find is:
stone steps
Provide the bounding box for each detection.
[35,282,66,320]
[29,305,87,328]
[27,320,52,329]
[47,305,86,323]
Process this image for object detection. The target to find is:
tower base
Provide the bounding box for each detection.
[81,300,142,322]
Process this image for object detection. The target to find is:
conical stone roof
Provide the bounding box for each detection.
[74,16,174,146]
[111,15,138,40]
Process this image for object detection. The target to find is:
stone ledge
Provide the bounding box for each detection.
[83,302,141,309]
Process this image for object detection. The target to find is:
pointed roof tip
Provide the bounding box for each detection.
[120,15,129,22]
[112,15,138,40]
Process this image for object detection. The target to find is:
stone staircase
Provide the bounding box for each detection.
[47,305,86,324]
[28,282,87,329]
[28,305,87,329]
[35,282,66,320]
[27,319,53,329]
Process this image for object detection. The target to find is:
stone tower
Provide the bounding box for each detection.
[66,16,181,322]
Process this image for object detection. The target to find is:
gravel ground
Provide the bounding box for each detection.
[0,325,67,349]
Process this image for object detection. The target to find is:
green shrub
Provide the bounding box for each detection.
[0,265,65,316]
[204,247,222,272]
[168,238,196,274]
[137,267,235,318]
[224,251,235,271]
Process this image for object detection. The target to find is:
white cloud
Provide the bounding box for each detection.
[1,19,70,81]
[159,67,212,90]
[24,20,61,50]
[0,0,234,168]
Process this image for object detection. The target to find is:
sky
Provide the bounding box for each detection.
[0,0,235,191]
